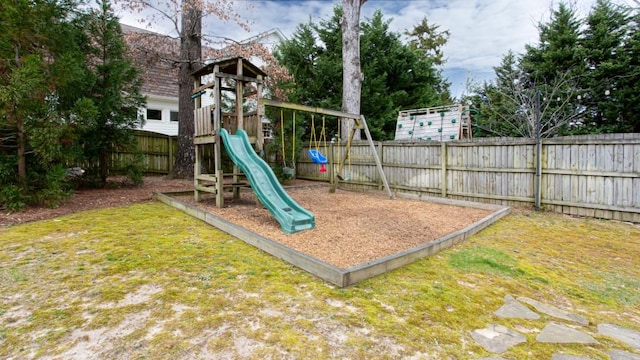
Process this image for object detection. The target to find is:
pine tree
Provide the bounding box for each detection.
[0,0,89,209]
[80,0,145,187]
[275,8,449,140]
[581,0,636,132]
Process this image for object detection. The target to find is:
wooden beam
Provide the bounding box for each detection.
[260,99,362,121]
[360,115,393,199]
[215,72,264,84]
[192,80,215,95]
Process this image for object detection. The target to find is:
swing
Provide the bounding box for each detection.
[308,114,328,173]
[280,110,296,179]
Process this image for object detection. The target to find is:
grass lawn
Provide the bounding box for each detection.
[1,202,639,359]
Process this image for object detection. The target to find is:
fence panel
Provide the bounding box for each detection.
[114,131,640,222]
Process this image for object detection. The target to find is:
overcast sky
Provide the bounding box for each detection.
[117,0,636,99]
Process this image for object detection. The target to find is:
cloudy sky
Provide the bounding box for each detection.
[117,0,636,99]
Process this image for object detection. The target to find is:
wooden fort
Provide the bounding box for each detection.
[191,57,267,207]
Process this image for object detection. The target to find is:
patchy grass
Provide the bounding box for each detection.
[1,203,639,359]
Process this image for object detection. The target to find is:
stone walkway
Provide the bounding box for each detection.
[471,295,640,359]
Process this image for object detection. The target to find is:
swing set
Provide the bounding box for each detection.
[263,98,393,198]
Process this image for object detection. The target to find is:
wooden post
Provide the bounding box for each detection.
[377,141,383,191]
[232,59,244,199]
[328,141,335,186]
[213,65,224,208]
[168,134,174,175]
[360,115,393,199]
[441,141,447,197]
[256,74,264,153]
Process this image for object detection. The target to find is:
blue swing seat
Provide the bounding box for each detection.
[308,149,328,164]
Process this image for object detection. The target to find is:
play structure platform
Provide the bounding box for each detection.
[220,128,315,233]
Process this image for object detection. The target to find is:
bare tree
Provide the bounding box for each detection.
[483,69,584,138]
[340,0,367,141]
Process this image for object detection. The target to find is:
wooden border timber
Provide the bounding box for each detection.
[154,191,509,287]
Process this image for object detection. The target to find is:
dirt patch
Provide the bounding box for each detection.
[178,185,493,268]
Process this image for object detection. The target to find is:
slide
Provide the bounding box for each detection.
[219,129,315,234]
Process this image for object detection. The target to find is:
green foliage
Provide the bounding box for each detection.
[77,0,145,188]
[580,0,638,132]
[123,152,145,186]
[0,0,86,208]
[0,0,145,211]
[27,164,72,208]
[404,16,450,66]
[0,185,26,212]
[275,7,450,141]
[475,0,640,137]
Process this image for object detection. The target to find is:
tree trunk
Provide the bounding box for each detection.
[99,149,108,188]
[17,116,26,186]
[341,0,366,141]
[172,0,202,178]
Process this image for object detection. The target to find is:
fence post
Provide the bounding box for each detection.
[168,135,174,175]
[377,141,383,191]
[441,142,447,197]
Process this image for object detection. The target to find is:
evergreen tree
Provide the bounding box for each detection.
[522,2,584,83]
[0,0,90,209]
[275,7,449,141]
[619,9,640,132]
[404,17,450,67]
[80,0,145,187]
[581,0,637,132]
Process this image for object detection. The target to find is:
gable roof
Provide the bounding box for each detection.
[192,56,268,79]
[122,23,179,98]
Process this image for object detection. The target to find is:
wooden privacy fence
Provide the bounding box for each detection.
[116,131,640,222]
[111,130,177,174]
[295,133,640,223]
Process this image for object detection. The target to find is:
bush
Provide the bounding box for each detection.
[123,152,144,186]
[0,184,26,212]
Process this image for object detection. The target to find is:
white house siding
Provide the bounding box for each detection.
[140,95,179,136]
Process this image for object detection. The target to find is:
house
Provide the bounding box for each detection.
[122,23,285,137]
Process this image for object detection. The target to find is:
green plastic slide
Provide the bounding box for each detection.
[219,129,315,234]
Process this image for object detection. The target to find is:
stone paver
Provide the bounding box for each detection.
[494,295,540,320]
[608,349,640,360]
[537,322,599,344]
[518,297,589,326]
[470,324,527,354]
[599,323,640,349]
[474,295,640,358]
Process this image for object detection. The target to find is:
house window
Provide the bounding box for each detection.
[147,109,162,121]
[170,111,179,122]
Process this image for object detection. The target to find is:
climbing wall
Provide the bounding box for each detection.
[394,104,470,142]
